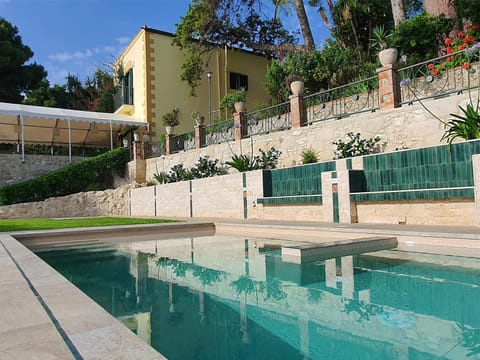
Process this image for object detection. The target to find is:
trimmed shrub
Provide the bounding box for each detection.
[0,147,129,205]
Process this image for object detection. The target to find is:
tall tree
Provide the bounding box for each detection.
[424,0,459,34]
[174,0,296,95]
[391,0,406,26]
[0,17,46,103]
[293,0,316,51]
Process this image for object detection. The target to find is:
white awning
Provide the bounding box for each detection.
[0,102,148,162]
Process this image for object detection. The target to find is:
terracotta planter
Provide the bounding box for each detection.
[165,126,174,135]
[234,101,246,113]
[379,48,398,66]
[290,80,304,96]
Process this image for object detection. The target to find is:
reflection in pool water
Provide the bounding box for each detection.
[36,235,480,360]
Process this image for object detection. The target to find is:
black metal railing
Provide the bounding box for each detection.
[144,141,165,159]
[205,119,235,145]
[304,75,379,124]
[397,48,480,105]
[246,102,291,136]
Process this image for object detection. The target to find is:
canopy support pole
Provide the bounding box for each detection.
[20,114,25,163]
[110,119,113,150]
[68,118,72,163]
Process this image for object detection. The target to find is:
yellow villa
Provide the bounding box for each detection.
[114,26,271,138]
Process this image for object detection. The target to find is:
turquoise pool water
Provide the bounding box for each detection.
[35,235,480,360]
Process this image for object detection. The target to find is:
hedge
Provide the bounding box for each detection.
[0,147,130,205]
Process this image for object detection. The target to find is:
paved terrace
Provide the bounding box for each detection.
[1,219,479,359]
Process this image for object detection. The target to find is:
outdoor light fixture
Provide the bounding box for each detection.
[207,71,213,125]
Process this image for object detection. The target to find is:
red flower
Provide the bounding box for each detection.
[458,43,466,50]
[459,31,465,38]
[444,37,452,46]
[466,24,471,31]
[464,35,474,43]
[447,56,452,62]
[473,25,480,31]
[432,69,439,76]
[463,62,470,69]
[447,46,454,54]
[427,63,434,70]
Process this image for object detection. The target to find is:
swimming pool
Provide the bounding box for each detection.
[35,234,480,360]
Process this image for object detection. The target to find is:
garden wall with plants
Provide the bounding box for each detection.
[143,91,473,183]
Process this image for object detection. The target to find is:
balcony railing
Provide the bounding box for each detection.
[305,75,379,124]
[113,88,134,112]
[397,49,480,105]
[246,102,291,136]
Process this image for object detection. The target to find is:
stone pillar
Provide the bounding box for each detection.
[377,64,401,109]
[321,171,334,222]
[289,94,307,128]
[165,134,174,155]
[133,140,144,160]
[473,154,480,227]
[195,125,206,149]
[337,169,358,223]
[234,111,248,141]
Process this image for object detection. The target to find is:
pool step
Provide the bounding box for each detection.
[281,236,398,264]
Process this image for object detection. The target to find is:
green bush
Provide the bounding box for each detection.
[332,132,381,159]
[301,148,319,164]
[0,147,130,205]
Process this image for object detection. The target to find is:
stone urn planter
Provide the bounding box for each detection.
[290,80,305,96]
[234,101,246,113]
[133,132,140,141]
[379,48,398,67]
[165,126,174,135]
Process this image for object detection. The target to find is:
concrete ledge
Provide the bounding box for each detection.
[282,236,398,264]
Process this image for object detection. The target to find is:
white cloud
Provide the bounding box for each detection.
[48,49,94,62]
[116,37,130,45]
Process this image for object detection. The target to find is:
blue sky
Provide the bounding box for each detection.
[1,0,329,86]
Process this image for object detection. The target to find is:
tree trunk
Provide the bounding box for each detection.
[391,0,406,27]
[294,0,316,53]
[424,0,460,35]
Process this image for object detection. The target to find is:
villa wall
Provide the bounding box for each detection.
[0,185,132,219]
[143,93,473,182]
[0,154,85,187]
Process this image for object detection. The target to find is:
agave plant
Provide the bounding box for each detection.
[442,103,480,145]
[225,154,259,172]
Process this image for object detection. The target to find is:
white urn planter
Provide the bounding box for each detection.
[379,48,398,67]
[234,101,246,113]
[133,132,140,141]
[165,126,174,135]
[195,116,205,126]
[290,80,304,96]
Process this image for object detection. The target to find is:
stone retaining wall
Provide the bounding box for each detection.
[143,94,471,182]
[0,185,132,219]
[0,154,85,187]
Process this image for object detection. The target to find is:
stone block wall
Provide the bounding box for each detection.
[0,185,132,219]
[0,154,85,187]
[142,93,471,183]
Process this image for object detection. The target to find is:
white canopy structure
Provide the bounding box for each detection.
[0,102,148,162]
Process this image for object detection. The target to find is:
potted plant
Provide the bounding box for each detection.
[162,108,180,134]
[191,111,205,126]
[286,74,304,96]
[371,25,398,66]
[220,88,247,113]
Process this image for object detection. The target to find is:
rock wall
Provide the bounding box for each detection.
[0,154,85,187]
[143,94,471,182]
[0,185,132,219]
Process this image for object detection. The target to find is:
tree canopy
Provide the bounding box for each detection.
[0,17,46,103]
